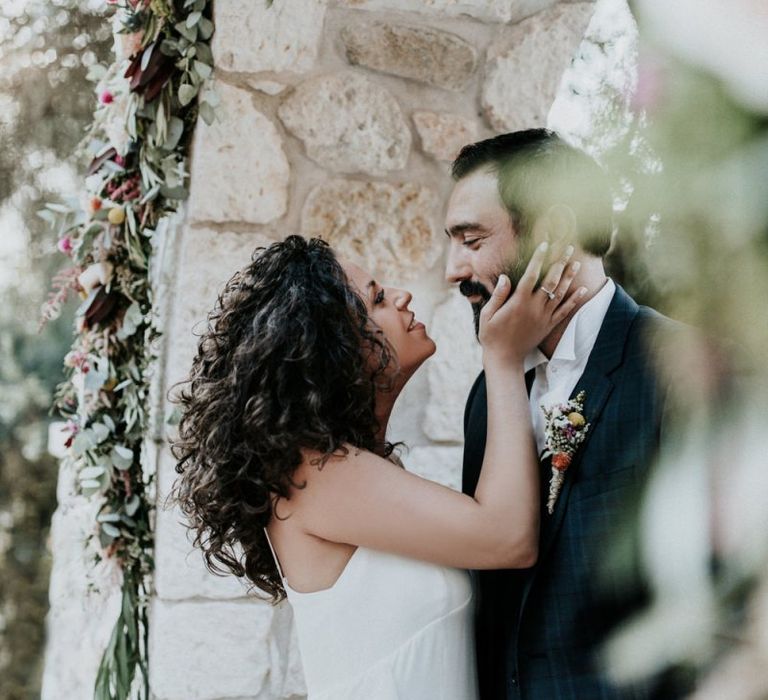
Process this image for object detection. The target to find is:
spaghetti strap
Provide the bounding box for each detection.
[263,527,286,581]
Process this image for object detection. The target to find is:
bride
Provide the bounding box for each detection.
[168,234,582,699]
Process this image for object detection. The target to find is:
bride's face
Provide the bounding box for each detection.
[342,260,436,379]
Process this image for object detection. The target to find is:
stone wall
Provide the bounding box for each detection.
[41,1,646,698]
[148,3,599,698]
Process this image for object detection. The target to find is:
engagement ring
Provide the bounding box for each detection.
[539,286,556,300]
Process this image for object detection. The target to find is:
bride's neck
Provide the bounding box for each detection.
[373,380,404,451]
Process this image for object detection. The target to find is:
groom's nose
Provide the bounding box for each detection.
[445,242,471,285]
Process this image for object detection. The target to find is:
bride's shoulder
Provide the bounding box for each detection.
[295,444,401,481]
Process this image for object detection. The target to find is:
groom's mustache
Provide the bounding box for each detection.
[459,280,492,338]
[459,280,491,302]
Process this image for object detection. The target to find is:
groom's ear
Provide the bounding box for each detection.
[532,204,578,259]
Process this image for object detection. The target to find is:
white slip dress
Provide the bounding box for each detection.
[264,530,479,700]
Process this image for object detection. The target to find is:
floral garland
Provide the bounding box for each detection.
[39,1,216,697]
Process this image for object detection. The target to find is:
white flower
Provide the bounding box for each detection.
[78,261,114,294]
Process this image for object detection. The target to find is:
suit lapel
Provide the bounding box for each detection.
[519,284,640,612]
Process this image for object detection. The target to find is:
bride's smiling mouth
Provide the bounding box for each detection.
[407,313,425,332]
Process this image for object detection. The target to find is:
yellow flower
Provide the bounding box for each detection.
[108,206,126,225]
[567,411,585,427]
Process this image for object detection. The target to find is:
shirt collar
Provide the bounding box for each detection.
[523,277,616,372]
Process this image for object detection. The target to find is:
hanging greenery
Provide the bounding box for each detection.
[39,0,216,697]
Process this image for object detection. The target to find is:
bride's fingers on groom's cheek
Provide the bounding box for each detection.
[553,286,588,323]
[539,244,576,298]
[539,260,566,297]
[519,242,550,294]
[553,260,581,303]
[481,274,510,320]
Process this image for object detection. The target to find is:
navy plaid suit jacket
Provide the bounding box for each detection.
[462,284,687,700]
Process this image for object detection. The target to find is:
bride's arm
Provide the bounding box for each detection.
[288,245,585,570]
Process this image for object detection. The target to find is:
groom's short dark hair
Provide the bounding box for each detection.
[452,128,614,257]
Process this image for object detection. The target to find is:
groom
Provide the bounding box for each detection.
[445,129,685,699]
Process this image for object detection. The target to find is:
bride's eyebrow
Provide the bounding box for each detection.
[366,280,377,300]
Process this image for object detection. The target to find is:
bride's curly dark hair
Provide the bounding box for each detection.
[166,235,398,602]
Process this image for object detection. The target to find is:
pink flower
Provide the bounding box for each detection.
[114,154,126,167]
[100,90,114,105]
[57,236,73,254]
[64,349,90,371]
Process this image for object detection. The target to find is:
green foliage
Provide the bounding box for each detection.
[31,0,217,697]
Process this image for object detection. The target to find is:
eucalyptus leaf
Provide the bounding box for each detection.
[174,21,197,42]
[101,160,124,173]
[91,422,111,444]
[202,89,220,107]
[125,495,141,517]
[140,184,162,204]
[46,203,72,214]
[160,185,189,200]
[37,209,56,223]
[186,11,202,27]
[164,117,185,150]
[199,101,216,126]
[72,430,95,455]
[101,522,121,538]
[80,465,106,480]
[97,512,122,523]
[198,17,214,40]
[111,444,134,470]
[160,39,178,55]
[178,83,197,106]
[102,414,116,431]
[194,60,212,80]
[195,42,213,65]
[156,100,168,143]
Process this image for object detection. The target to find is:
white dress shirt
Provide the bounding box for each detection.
[524,278,616,457]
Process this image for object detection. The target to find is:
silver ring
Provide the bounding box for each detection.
[539,286,556,301]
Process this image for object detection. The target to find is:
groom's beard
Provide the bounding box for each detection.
[459,238,536,338]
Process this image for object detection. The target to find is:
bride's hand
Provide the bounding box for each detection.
[479,242,587,367]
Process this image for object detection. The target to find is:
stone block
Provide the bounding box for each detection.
[41,493,123,699]
[149,598,300,700]
[335,0,559,24]
[155,446,253,600]
[278,72,410,175]
[413,111,477,161]
[401,445,464,491]
[301,179,441,282]
[163,227,275,418]
[423,290,482,442]
[482,3,595,132]
[188,81,289,224]
[212,0,326,74]
[341,22,477,91]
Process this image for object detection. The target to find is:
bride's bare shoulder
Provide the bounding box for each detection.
[295,443,373,479]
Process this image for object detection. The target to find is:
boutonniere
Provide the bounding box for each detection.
[541,390,591,514]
